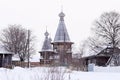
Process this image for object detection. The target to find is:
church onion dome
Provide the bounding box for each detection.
[59,12,65,21]
[44,31,49,37]
[59,12,65,17]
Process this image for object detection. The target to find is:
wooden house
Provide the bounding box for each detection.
[79,47,120,71]
[0,46,13,67]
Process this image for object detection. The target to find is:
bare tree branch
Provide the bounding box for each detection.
[0,24,35,62]
[93,11,120,48]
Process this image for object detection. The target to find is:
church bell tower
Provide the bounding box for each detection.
[52,11,73,66]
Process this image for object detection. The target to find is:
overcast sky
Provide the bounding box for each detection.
[0,0,120,53]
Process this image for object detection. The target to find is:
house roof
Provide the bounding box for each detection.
[81,47,120,60]
[53,12,71,42]
[81,55,110,60]
[0,45,13,54]
[97,47,120,56]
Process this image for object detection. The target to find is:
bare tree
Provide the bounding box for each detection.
[71,41,87,71]
[89,11,120,66]
[94,11,120,48]
[77,41,87,57]
[0,24,35,62]
[87,36,107,54]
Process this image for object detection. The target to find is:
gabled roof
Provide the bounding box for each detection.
[97,47,120,56]
[41,31,53,52]
[54,12,71,42]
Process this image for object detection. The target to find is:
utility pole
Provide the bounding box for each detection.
[27,30,30,68]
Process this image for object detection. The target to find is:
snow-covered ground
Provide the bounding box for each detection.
[94,66,120,72]
[0,66,120,80]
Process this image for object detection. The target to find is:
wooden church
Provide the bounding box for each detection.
[39,30,55,64]
[39,11,73,66]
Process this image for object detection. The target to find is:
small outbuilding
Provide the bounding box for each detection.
[79,47,120,71]
[0,46,13,67]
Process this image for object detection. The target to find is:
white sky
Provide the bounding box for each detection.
[0,0,120,53]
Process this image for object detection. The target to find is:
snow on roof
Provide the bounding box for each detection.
[0,45,13,54]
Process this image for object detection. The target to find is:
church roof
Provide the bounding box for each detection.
[54,12,71,42]
[41,31,53,52]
